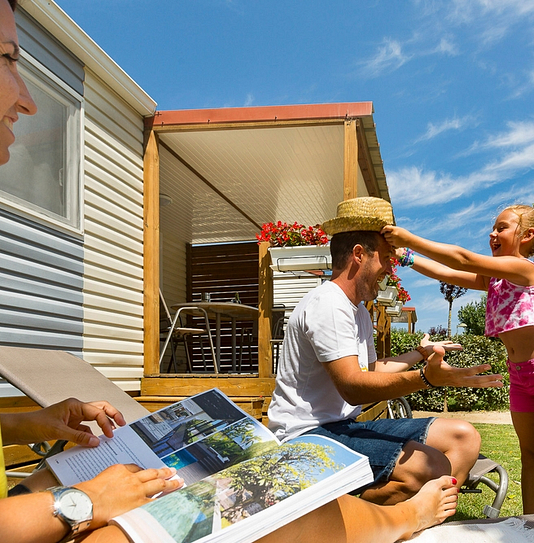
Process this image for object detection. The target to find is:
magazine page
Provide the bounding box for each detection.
[112,434,373,543]
[48,388,278,487]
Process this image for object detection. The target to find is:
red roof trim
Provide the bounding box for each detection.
[145,102,374,128]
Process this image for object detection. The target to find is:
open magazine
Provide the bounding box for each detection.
[47,388,373,543]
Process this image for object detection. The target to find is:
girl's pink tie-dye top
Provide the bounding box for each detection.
[485,260,534,337]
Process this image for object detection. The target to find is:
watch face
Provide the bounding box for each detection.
[56,488,93,522]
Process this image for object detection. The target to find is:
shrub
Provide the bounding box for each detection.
[389,329,509,412]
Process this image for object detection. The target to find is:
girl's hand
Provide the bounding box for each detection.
[418,333,463,359]
[382,225,413,248]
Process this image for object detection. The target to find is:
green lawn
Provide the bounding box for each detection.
[451,422,522,521]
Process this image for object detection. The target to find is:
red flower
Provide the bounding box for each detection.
[256,222,329,247]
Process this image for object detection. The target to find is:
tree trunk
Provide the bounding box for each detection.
[447,300,453,338]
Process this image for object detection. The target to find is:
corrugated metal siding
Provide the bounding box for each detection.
[82,71,145,391]
[0,209,84,396]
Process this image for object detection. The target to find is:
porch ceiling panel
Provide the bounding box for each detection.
[159,124,344,244]
[159,146,260,244]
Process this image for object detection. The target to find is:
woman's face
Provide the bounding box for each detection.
[0,0,37,165]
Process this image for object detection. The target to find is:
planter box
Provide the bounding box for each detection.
[386,300,404,317]
[269,245,332,272]
[376,285,398,306]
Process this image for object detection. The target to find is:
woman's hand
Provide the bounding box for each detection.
[76,464,183,529]
[0,398,126,447]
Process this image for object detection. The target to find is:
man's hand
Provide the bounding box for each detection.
[76,464,183,529]
[1,398,126,447]
[424,346,503,389]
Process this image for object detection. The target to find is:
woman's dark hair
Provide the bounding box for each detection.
[9,0,18,11]
[330,231,382,269]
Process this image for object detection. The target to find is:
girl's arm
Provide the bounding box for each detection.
[383,226,534,286]
[411,253,488,291]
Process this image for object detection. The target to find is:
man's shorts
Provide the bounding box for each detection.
[305,416,436,488]
[507,358,534,412]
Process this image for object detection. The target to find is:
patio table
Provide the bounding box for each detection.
[171,302,258,372]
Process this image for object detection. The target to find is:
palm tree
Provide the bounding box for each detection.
[439,282,468,338]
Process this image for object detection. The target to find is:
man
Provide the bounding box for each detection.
[268,197,503,505]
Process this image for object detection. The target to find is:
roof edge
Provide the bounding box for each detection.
[19,0,157,117]
[146,102,374,128]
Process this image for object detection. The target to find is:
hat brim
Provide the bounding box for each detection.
[322,216,393,235]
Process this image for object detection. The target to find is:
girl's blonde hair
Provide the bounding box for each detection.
[505,204,534,257]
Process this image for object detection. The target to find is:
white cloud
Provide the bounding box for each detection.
[433,37,459,56]
[358,39,411,78]
[414,114,475,143]
[244,93,255,106]
[482,120,534,148]
[389,121,534,207]
[387,166,485,207]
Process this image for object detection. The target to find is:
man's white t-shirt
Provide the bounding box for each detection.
[268,281,377,441]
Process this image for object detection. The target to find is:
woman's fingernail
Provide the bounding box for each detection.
[452,477,458,485]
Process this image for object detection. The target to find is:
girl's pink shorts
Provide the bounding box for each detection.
[507,359,534,412]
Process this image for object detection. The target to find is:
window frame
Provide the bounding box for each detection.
[0,48,85,236]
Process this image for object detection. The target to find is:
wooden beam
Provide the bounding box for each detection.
[152,118,344,134]
[143,130,160,376]
[356,119,380,197]
[343,119,359,200]
[140,376,276,397]
[257,241,273,378]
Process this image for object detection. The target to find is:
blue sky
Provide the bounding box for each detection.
[54,0,534,334]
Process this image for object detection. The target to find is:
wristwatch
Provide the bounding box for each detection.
[49,486,93,542]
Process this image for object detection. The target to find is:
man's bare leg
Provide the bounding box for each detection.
[84,476,458,543]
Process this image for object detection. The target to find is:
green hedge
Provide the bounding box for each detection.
[389,330,509,412]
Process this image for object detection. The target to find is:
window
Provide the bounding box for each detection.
[0,53,82,232]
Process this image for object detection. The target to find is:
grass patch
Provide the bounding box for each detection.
[450,422,522,521]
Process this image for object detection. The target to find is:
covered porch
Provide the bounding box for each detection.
[139,102,391,416]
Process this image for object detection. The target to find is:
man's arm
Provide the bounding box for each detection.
[373,333,462,373]
[323,346,502,405]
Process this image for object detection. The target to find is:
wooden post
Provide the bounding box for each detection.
[257,241,273,377]
[143,130,160,376]
[343,119,359,200]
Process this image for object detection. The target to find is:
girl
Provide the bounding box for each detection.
[382,204,534,513]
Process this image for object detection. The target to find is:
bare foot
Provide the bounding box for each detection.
[403,475,458,536]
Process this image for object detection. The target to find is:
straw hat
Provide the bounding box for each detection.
[322,197,395,235]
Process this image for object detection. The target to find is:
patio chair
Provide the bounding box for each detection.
[0,346,148,423]
[158,294,218,373]
[460,454,509,518]
[270,304,287,373]
[0,345,150,480]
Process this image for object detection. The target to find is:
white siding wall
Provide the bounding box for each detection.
[82,70,145,391]
[273,271,323,321]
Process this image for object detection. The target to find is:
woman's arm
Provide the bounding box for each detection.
[0,465,181,543]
